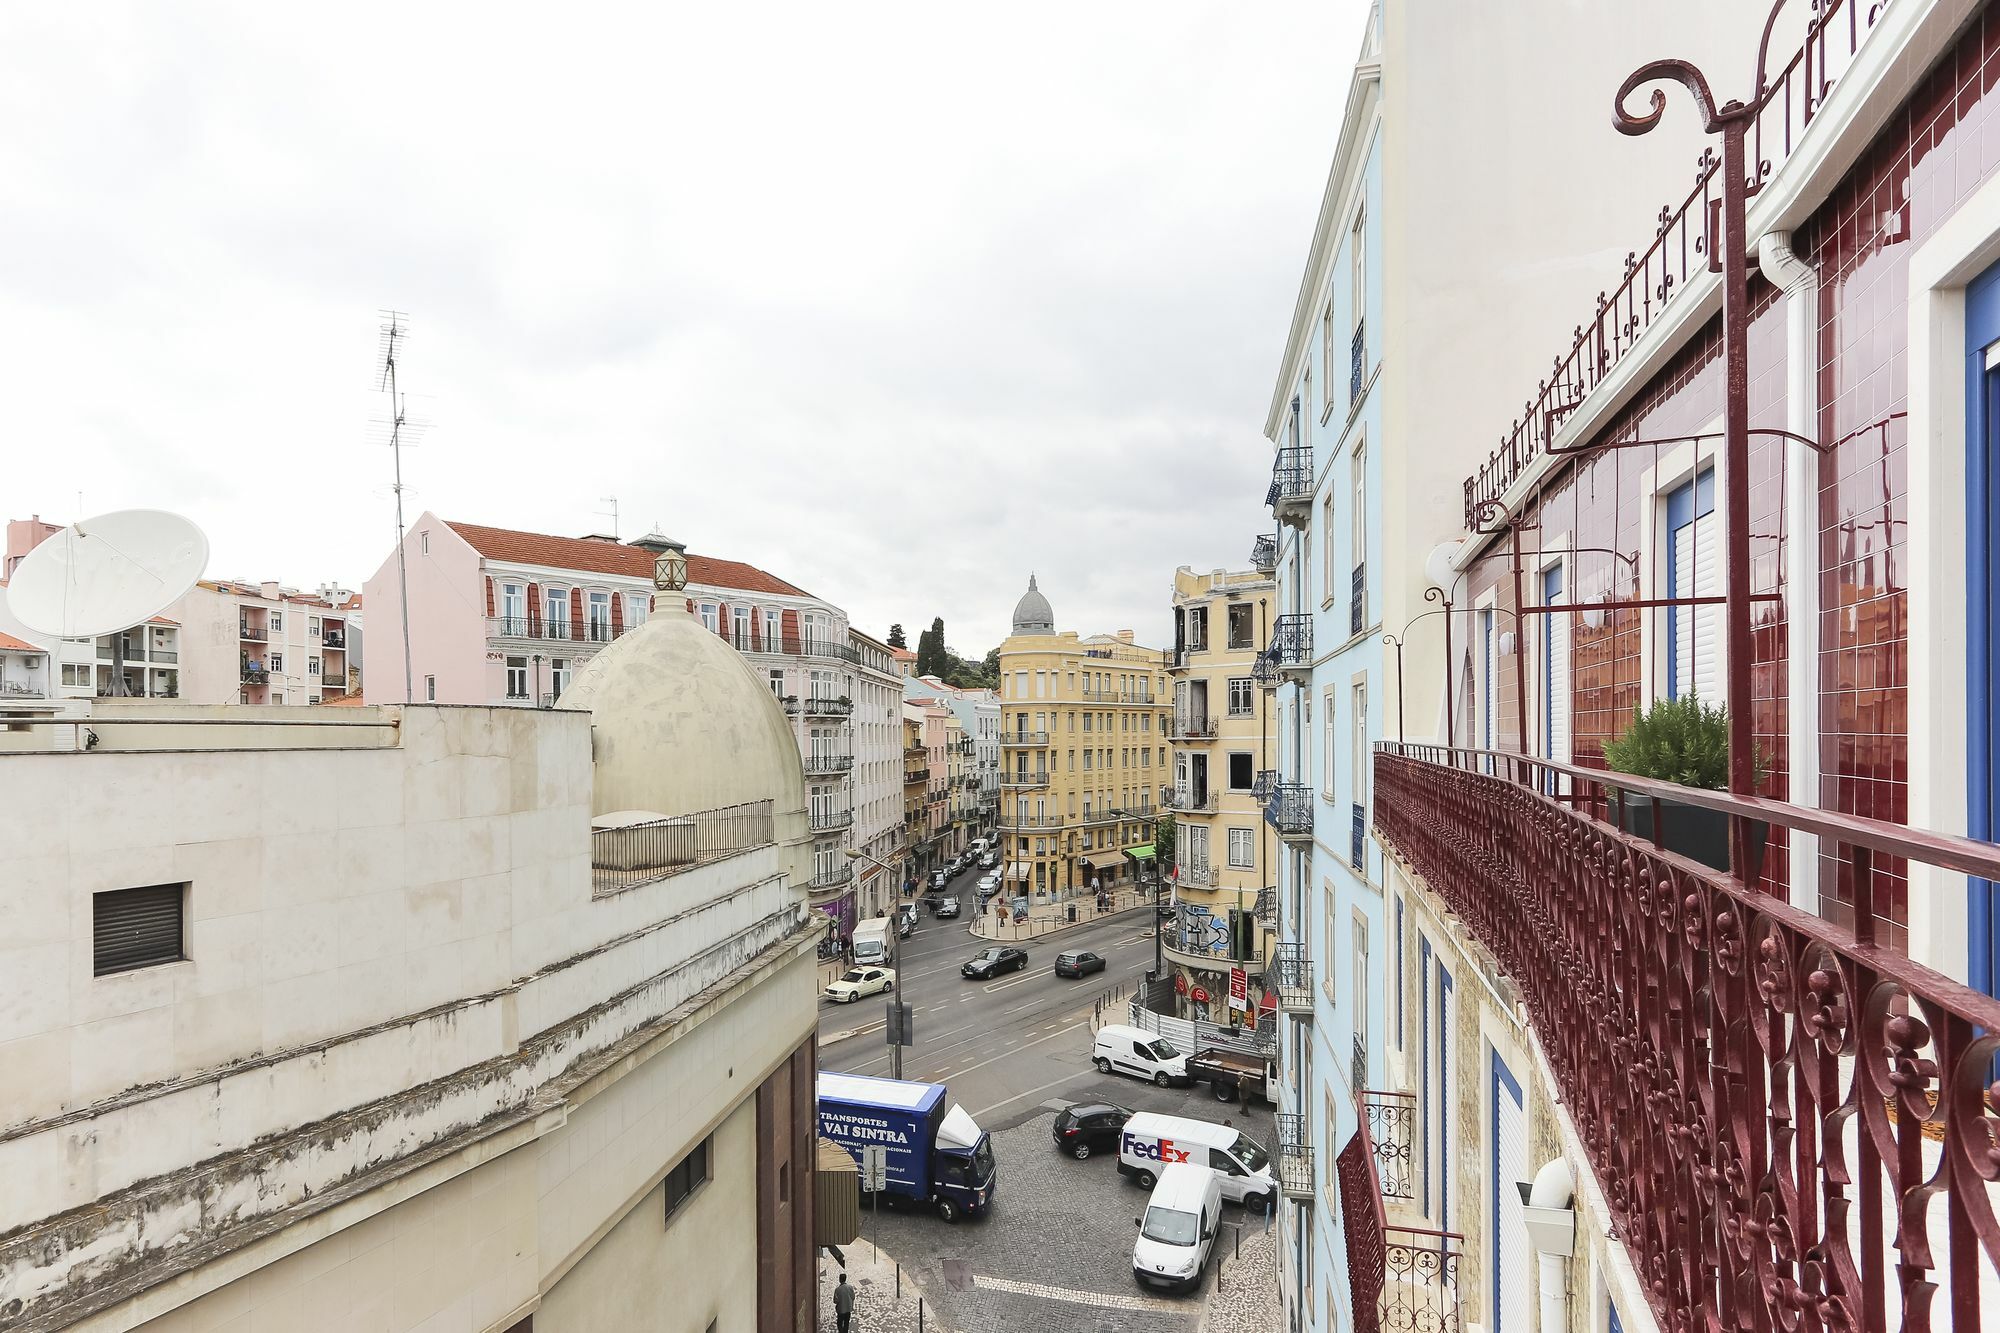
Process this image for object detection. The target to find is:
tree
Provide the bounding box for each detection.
[915,617,948,678]
[886,623,906,649]
[1153,815,1176,872]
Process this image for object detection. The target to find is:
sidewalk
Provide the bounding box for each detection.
[1198,1212,1281,1333]
[966,887,1157,941]
[818,1236,952,1333]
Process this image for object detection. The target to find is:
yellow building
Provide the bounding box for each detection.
[1163,565,1277,1021]
[997,575,1171,899]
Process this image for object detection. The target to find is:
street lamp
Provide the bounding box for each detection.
[844,848,908,1080]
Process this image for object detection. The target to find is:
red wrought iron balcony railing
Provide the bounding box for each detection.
[1357,1089,1415,1201]
[1371,741,2000,1333]
[1336,1107,1463,1333]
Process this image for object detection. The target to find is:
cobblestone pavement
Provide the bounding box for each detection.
[1197,1209,1280,1333]
[851,1081,1278,1333]
[969,889,1154,941]
[817,1237,954,1333]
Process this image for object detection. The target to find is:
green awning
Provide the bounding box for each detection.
[1124,844,1157,861]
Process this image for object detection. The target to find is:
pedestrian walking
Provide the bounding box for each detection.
[834,1271,856,1333]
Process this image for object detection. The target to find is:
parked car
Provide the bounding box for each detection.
[1054,950,1106,978]
[934,896,962,919]
[824,966,895,1003]
[896,904,918,938]
[1132,1164,1224,1293]
[1092,1024,1191,1086]
[977,874,999,896]
[931,870,948,891]
[1052,1102,1132,1160]
[961,946,1029,979]
[980,852,998,870]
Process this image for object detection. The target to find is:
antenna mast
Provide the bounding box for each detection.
[598,495,620,540]
[378,311,415,704]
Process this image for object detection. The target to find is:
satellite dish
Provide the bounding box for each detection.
[8,510,209,639]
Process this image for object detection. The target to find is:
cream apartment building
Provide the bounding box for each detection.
[1163,565,1276,1021]
[996,576,1169,899]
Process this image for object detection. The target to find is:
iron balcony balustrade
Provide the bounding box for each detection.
[488,615,622,644]
[1263,614,1312,681]
[1001,731,1049,747]
[1249,533,1277,573]
[1274,1113,1314,1201]
[1270,941,1312,1015]
[739,636,860,664]
[1078,687,1158,704]
[321,631,346,649]
[904,744,926,761]
[803,753,854,775]
[1074,808,1122,827]
[1251,769,1278,801]
[1265,783,1312,842]
[241,667,269,685]
[238,625,267,642]
[1174,862,1217,889]
[1372,741,2000,1333]
[1109,800,1155,819]
[788,696,854,718]
[805,864,854,892]
[1254,885,1275,925]
[903,767,928,785]
[1350,802,1366,870]
[1265,445,1312,529]
[1357,1090,1415,1202]
[1251,655,1278,690]
[1164,785,1217,815]
[1349,319,1366,404]
[1336,1105,1463,1333]
[1168,713,1217,741]
[1002,772,1050,790]
[998,814,1064,829]
[809,807,854,834]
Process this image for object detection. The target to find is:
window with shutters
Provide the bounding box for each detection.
[1227,826,1254,868]
[94,883,185,975]
[1227,677,1254,716]
[1666,468,1720,702]
[1542,563,1570,766]
[663,1134,711,1222]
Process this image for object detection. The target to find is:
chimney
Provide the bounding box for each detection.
[260,581,281,600]
[1116,630,1134,644]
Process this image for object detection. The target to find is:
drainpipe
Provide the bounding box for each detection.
[1520,1158,1575,1333]
[1757,229,1820,911]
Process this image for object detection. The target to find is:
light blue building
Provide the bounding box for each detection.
[1257,22,1383,1333]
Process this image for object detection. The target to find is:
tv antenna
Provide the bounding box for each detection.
[7,510,209,698]
[598,495,619,540]
[377,310,415,704]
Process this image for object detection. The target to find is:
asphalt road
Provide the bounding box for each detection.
[818,862,1163,1120]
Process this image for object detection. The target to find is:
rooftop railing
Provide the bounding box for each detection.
[1461,0,1896,527]
[1372,741,2000,1333]
[590,799,775,894]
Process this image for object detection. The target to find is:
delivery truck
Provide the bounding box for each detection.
[817,1072,997,1222]
[851,918,894,967]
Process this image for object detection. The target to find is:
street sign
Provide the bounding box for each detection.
[1229,967,1249,1011]
[885,1000,914,1047]
[860,1145,889,1193]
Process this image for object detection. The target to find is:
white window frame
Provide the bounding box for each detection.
[1227,826,1255,869]
[544,587,569,638]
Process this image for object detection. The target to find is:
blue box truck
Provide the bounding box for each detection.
[816,1072,997,1222]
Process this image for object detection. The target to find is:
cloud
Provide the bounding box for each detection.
[0,1,1360,652]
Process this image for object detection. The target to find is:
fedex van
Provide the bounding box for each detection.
[1117,1111,1276,1210]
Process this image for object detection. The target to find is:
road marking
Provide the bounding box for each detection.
[982,973,1034,994]
[968,1275,1183,1312]
[970,1070,1095,1118]
[938,1020,1084,1082]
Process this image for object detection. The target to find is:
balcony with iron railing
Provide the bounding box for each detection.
[1164,785,1216,815]
[1372,740,2000,1333]
[1079,687,1157,704]
[1349,318,1366,404]
[1459,0,1896,530]
[322,631,346,649]
[488,615,623,644]
[809,807,854,834]
[1001,771,1050,790]
[1270,941,1311,1015]
[1265,445,1312,529]
[790,696,854,718]
[1251,769,1278,801]
[1336,1104,1462,1333]
[1263,614,1312,680]
[1265,783,1311,842]
[1251,654,1277,690]
[1358,1090,1415,1202]
[997,813,1064,830]
[1160,900,1264,971]
[240,667,268,685]
[1001,730,1049,747]
[1254,885,1275,925]
[803,753,854,775]
[1274,1113,1313,1201]
[1249,533,1277,573]
[805,864,854,893]
[1168,712,1216,741]
[903,766,928,785]
[238,625,267,642]
[740,636,860,664]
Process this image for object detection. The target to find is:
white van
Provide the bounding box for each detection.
[851,919,893,967]
[1131,1163,1222,1293]
[1118,1111,1276,1210]
[1092,1024,1191,1087]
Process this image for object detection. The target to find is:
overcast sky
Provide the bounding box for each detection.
[2,3,1361,656]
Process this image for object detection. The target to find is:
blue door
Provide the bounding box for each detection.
[1967,262,2000,999]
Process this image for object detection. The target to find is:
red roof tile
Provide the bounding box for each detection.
[0,631,40,651]
[445,521,813,599]
[147,615,179,626]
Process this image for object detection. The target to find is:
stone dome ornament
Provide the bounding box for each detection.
[1011,573,1055,634]
[653,538,689,593]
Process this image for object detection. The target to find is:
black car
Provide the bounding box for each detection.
[934,896,962,919]
[1051,1102,1132,1160]
[961,946,1029,979]
[1054,950,1106,978]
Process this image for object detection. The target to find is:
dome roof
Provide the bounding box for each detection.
[1011,574,1055,634]
[559,604,807,832]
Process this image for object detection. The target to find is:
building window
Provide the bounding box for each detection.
[1320,300,1336,413]
[94,883,185,976]
[1322,690,1336,795]
[500,583,525,628]
[769,669,785,698]
[61,663,90,687]
[545,587,569,638]
[308,616,321,637]
[1226,602,1254,650]
[273,691,284,704]
[506,657,528,699]
[1666,467,1721,702]
[1228,827,1254,868]
[419,530,430,554]
[269,653,284,674]
[628,594,650,629]
[270,611,283,632]
[1352,682,1369,806]
[589,592,615,641]
[1186,606,1208,651]
[1227,677,1254,717]
[1227,751,1254,790]
[552,660,569,699]
[425,675,437,702]
[308,657,321,676]
[664,1135,711,1222]
[732,605,751,649]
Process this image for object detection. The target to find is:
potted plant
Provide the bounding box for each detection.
[1601,694,1766,874]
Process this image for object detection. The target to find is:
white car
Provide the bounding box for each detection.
[824,966,895,1003]
[977,874,999,895]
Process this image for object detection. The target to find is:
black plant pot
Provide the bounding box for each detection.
[1614,794,1768,876]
